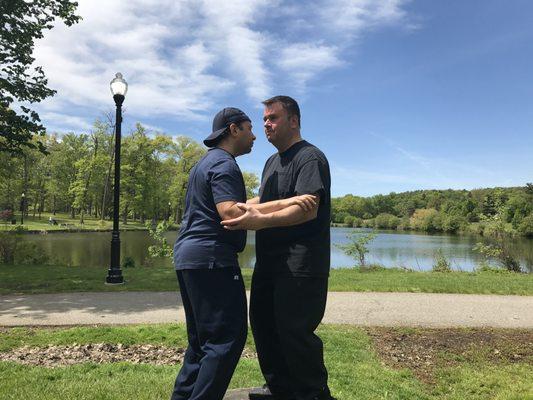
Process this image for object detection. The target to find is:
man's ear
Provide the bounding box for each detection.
[289,114,299,129]
[229,123,239,137]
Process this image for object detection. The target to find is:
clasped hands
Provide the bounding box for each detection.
[221,194,318,231]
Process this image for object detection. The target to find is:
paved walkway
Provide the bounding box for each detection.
[1,291,532,328]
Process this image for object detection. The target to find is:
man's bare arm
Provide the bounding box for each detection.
[246,196,260,205]
[216,201,245,220]
[218,194,317,222]
[221,195,320,231]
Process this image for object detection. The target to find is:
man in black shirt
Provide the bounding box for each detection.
[222,96,333,400]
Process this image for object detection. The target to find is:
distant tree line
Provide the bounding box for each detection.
[0,120,259,225]
[332,185,533,237]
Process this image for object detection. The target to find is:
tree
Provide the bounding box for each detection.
[242,172,259,199]
[0,0,81,154]
[337,232,377,267]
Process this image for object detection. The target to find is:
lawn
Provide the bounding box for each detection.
[0,212,174,232]
[0,324,531,400]
[1,264,532,295]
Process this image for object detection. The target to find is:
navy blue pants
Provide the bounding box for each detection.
[250,271,330,400]
[171,267,247,400]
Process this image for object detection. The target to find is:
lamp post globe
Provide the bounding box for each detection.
[20,193,25,225]
[106,72,128,285]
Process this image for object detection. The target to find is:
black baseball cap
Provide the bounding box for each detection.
[203,107,251,147]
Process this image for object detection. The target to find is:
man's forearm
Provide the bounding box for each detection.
[259,204,317,229]
[249,199,285,214]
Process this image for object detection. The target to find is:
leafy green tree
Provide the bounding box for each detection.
[518,214,533,237]
[242,171,259,199]
[337,232,377,267]
[0,0,80,153]
[168,136,205,223]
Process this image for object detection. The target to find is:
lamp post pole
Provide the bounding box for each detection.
[106,73,128,285]
[20,193,25,225]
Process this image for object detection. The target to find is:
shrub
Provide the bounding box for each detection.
[473,242,521,272]
[432,249,452,272]
[410,208,442,232]
[374,213,400,230]
[518,214,533,237]
[0,210,14,225]
[0,232,48,265]
[0,233,18,264]
[344,215,355,226]
[122,256,136,268]
[14,242,49,265]
[336,232,377,267]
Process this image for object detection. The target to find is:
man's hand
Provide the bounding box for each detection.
[221,203,266,230]
[282,194,318,212]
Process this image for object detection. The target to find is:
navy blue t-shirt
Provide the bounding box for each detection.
[173,148,247,270]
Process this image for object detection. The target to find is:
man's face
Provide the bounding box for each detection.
[263,102,293,145]
[235,120,256,155]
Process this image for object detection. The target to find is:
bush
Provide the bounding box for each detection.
[0,232,18,264]
[122,256,136,268]
[344,215,355,226]
[409,209,442,232]
[373,213,400,230]
[473,242,521,273]
[0,232,48,265]
[14,242,49,265]
[0,210,14,225]
[336,232,377,267]
[432,249,452,272]
[518,214,533,237]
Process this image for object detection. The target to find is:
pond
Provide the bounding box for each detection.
[24,227,533,272]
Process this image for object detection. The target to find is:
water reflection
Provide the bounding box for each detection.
[23,228,533,272]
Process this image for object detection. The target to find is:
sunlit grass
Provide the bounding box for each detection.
[1,324,531,400]
[1,264,532,295]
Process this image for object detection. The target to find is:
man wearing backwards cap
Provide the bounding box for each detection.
[170,107,317,400]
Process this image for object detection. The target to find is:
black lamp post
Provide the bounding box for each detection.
[106,73,128,285]
[20,193,25,225]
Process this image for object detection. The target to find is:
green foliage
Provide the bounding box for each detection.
[0,0,81,154]
[122,256,136,269]
[373,213,400,229]
[146,221,173,259]
[0,233,18,263]
[518,214,533,237]
[242,172,259,199]
[432,249,452,273]
[473,242,521,273]
[337,232,377,267]
[0,232,48,264]
[331,186,531,236]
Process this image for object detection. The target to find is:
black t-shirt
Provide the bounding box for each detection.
[173,148,247,270]
[255,140,331,277]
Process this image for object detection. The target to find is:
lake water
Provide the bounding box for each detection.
[24,228,533,272]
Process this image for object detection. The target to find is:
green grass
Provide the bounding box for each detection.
[1,324,531,400]
[0,212,175,232]
[328,267,533,295]
[1,264,532,295]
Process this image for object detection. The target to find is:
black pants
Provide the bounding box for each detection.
[250,270,330,400]
[171,267,247,400]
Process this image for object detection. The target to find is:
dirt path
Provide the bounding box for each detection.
[1,291,532,328]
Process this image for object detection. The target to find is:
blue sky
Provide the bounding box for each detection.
[32,0,533,197]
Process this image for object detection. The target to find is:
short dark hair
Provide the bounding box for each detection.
[262,95,301,127]
[213,120,246,147]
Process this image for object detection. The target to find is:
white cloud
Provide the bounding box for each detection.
[32,0,411,131]
[277,43,342,91]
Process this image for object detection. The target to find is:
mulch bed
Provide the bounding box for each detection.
[0,343,256,368]
[365,328,533,383]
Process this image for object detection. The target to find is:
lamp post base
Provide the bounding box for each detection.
[105,269,124,285]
